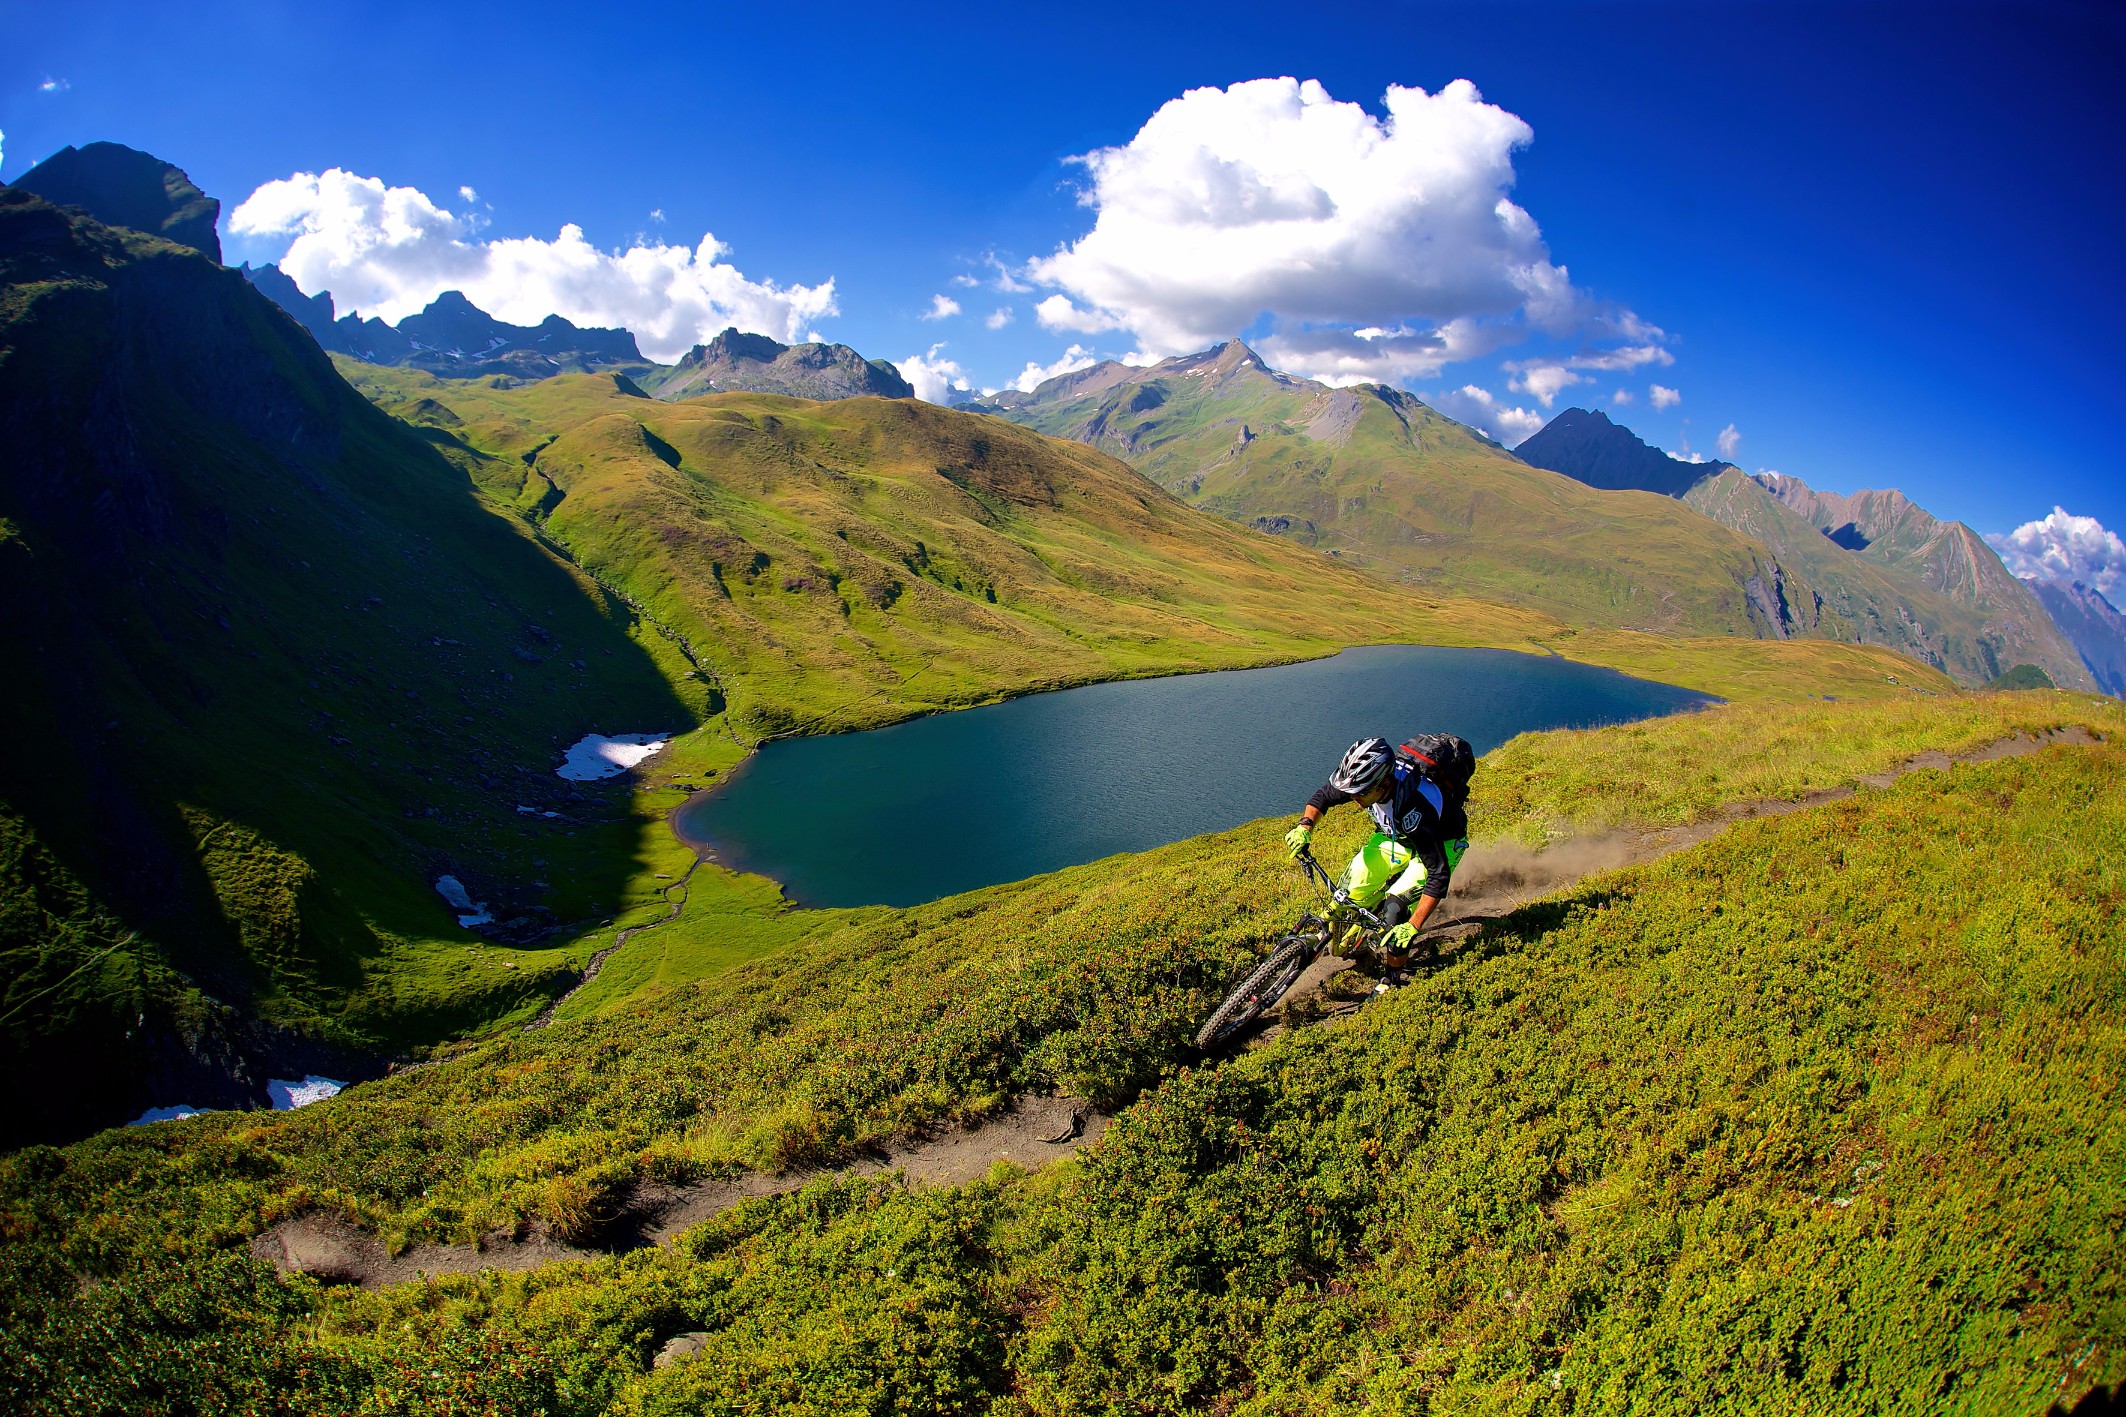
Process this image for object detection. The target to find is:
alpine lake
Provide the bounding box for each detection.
[676,645,1716,908]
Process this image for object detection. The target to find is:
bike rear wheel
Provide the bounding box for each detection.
[1195,932,1321,1049]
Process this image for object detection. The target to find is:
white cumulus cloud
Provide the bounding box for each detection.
[985,306,1014,330]
[1503,344,1672,409]
[1649,384,1681,410]
[39,77,69,94]
[921,293,961,321]
[228,168,836,362]
[1429,385,1545,447]
[1013,344,1098,394]
[1985,507,2126,597]
[1716,423,1741,459]
[1507,363,1584,408]
[1024,76,1656,386]
[895,344,972,404]
[1611,388,1634,405]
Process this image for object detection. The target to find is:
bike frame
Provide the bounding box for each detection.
[1293,846,1389,940]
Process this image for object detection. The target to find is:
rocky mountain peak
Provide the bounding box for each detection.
[648,327,913,401]
[12,141,222,261]
[1516,406,1732,497]
[685,327,788,367]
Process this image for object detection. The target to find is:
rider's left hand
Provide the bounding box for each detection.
[1380,922,1417,957]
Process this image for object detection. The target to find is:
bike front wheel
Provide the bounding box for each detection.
[1194,932,1320,1049]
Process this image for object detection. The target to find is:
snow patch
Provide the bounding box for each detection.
[268,1076,344,1109]
[556,732,670,781]
[435,874,494,927]
[130,1104,206,1125]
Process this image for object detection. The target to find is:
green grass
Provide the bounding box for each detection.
[1984,663,2056,691]
[1473,685,2125,844]
[3,698,2118,1413]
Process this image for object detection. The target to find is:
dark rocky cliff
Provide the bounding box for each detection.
[12,140,223,260]
[1515,406,1731,496]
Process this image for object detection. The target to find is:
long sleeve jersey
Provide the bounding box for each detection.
[1305,761,1464,901]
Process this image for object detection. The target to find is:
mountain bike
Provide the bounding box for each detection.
[1194,848,1390,1049]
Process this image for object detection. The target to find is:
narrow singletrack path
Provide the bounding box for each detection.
[252,1095,1107,1289]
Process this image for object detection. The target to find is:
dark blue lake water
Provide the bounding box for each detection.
[676,645,1715,907]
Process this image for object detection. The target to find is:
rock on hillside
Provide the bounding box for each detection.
[11,140,222,260]
[1515,406,1732,496]
[0,185,693,1142]
[640,327,914,401]
[242,267,646,379]
[2026,578,2126,697]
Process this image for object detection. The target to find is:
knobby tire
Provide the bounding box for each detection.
[1195,933,1318,1049]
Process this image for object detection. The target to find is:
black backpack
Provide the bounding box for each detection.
[1396,733,1475,800]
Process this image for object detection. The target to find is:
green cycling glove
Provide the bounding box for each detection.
[1283,823,1313,858]
[1380,922,1418,957]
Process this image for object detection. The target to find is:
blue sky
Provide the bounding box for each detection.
[5,0,2121,574]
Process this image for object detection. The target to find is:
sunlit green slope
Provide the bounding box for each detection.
[345,361,1957,740]
[5,691,2118,1413]
[986,341,1816,637]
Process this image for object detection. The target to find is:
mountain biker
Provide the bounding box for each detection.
[1282,737,1469,984]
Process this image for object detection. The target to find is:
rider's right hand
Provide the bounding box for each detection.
[1284,823,1313,859]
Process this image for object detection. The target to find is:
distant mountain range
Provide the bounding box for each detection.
[1515,406,2091,690]
[9,139,2108,699]
[241,265,648,379]
[983,343,2100,690]
[980,340,1818,641]
[238,268,915,399]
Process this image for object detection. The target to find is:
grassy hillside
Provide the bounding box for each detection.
[343,360,1965,736]
[987,343,1822,640]
[3,691,2118,1412]
[341,360,1563,742]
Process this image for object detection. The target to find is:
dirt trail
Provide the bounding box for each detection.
[258,726,2095,1288]
[253,1095,1106,1290]
[1263,725,2100,1028]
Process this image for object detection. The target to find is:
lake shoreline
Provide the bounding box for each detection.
[669,643,1718,910]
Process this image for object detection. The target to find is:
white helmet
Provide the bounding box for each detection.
[1328,737,1395,794]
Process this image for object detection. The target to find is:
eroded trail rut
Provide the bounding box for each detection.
[257,726,2095,1290]
[254,1097,1107,1289]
